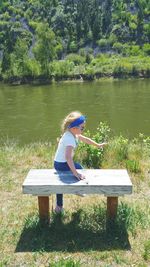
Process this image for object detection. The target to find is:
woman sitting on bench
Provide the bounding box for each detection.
[54,111,107,213]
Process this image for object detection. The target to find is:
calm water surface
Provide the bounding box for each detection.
[0,79,150,145]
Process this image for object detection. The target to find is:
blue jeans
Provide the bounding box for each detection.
[54,161,83,207]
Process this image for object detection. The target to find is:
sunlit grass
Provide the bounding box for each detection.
[0,136,150,266]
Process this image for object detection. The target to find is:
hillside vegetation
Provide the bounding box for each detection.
[0,0,150,83]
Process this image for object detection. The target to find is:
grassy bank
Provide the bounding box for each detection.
[0,130,150,266]
[2,54,150,85]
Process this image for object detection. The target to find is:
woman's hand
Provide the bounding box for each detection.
[97,142,108,148]
[75,172,86,180]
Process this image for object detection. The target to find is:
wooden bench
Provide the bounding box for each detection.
[22,169,132,223]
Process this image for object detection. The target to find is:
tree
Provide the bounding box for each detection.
[1,49,11,73]
[33,23,57,76]
[9,37,29,77]
[102,0,112,35]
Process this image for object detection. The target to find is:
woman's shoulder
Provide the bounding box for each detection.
[63,131,74,139]
[62,131,76,144]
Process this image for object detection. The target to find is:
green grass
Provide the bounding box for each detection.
[50,258,81,267]
[18,202,150,253]
[143,240,150,261]
[0,136,150,266]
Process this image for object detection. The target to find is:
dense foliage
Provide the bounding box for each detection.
[0,0,150,82]
[75,122,150,170]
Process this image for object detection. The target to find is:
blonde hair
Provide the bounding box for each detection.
[61,111,82,133]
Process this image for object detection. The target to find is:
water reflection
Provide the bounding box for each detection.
[0,79,150,145]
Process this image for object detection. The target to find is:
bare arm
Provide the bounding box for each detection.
[78,134,107,148]
[65,146,85,180]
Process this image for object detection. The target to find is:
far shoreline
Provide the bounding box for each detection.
[0,74,150,87]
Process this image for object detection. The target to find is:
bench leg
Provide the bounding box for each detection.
[38,196,49,223]
[107,196,118,220]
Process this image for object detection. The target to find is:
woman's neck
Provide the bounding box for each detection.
[68,129,76,137]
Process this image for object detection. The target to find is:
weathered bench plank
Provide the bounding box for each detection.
[23,169,132,196]
[22,169,132,223]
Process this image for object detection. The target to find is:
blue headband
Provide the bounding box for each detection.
[68,115,86,128]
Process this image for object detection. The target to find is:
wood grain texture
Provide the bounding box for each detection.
[22,169,132,196]
[38,196,49,221]
[107,197,118,219]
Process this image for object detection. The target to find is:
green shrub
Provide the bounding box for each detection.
[69,41,78,53]
[129,22,137,31]
[85,53,93,64]
[2,11,10,20]
[113,62,132,77]
[130,45,141,56]
[131,65,139,76]
[108,33,117,46]
[25,58,41,77]
[113,42,124,53]
[97,38,109,49]
[84,66,95,77]
[76,122,110,168]
[86,48,93,55]
[78,48,86,57]
[143,43,150,55]
[66,53,85,65]
[51,60,74,78]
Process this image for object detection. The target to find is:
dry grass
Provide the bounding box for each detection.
[0,141,150,267]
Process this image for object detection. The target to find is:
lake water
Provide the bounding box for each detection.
[0,79,150,145]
